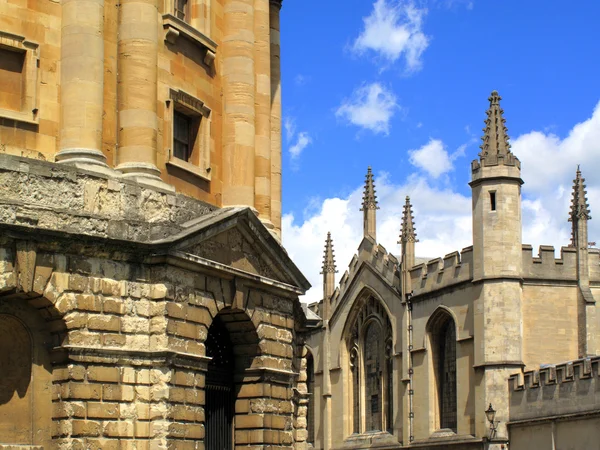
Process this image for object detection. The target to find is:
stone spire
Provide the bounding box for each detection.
[321,232,337,320]
[475,90,520,169]
[569,166,591,247]
[360,166,379,241]
[400,196,417,244]
[569,166,596,356]
[570,166,591,222]
[399,196,417,286]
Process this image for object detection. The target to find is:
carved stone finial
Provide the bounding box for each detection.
[360,166,379,212]
[399,196,418,243]
[569,166,591,232]
[477,90,520,169]
[321,232,337,274]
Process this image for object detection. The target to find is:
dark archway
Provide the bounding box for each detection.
[427,308,457,433]
[205,315,235,450]
[205,309,260,450]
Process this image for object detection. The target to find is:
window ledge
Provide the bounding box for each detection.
[0,108,39,125]
[167,156,211,182]
[162,13,217,66]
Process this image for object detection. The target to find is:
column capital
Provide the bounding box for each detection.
[269,0,282,10]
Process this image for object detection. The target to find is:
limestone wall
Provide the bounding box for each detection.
[508,357,600,450]
[0,154,307,448]
[0,236,302,447]
[408,247,473,297]
[0,0,284,232]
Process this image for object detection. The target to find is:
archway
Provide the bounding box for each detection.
[204,308,260,450]
[427,307,458,433]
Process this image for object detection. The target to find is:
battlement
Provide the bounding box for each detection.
[330,237,399,306]
[509,356,600,422]
[409,246,473,297]
[522,244,600,281]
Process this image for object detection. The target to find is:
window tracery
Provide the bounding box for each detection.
[346,295,393,435]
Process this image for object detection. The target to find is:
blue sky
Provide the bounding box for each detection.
[278,0,600,302]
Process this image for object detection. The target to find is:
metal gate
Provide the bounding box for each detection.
[205,375,234,450]
[205,316,235,450]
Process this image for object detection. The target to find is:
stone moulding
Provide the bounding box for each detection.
[162,13,217,67]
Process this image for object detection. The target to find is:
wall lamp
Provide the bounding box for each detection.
[485,403,497,439]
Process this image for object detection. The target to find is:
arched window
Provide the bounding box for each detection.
[346,296,393,435]
[364,321,383,431]
[306,350,315,445]
[429,310,457,433]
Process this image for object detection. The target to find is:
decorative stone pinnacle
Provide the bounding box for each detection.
[399,196,418,243]
[570,165,591,225]
[360,166,379,211]
[321,232,337,274]
[477,90,520,168]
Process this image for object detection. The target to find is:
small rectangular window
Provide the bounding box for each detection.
[174,0,189,22]
[490,192,496,211]
[173,111,192,161]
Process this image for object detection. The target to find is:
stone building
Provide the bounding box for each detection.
[0,0,316,448]
[304,91,600,450]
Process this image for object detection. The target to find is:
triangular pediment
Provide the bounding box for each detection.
[165,207,310,291]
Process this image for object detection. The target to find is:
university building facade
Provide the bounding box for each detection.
[1,0,600,446]
[304,92,600,449]
[0,0,316,448]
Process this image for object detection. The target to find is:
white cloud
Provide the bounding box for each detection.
[336,83,399,135]
[352,0,429,72]
[409,139,452,178]
[284,117,296,142]
[294,74,310,86]
[289,132,312,159]
[283,171,472,303]
[283,101,600,304]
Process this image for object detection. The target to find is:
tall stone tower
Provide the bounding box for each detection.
[470,91,523,440]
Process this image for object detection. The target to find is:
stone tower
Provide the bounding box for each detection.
[361,166,379,241]
[470,91,523,440]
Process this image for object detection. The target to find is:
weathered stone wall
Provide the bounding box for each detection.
[508,357,600,450]
[0,237,302,448]
[0,154,309,448]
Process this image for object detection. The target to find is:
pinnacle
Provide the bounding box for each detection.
[478,90,519,167]
[321,232,337,274]
[399,196,418,243]
[569,165,591,224]
[360,166,379,211]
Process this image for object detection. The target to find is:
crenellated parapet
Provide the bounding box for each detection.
[509,356,600,422]
[329,237,399,306]
[408,246,473,297]
[522,244,600,281]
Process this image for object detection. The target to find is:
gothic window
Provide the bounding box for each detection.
[364,321,382,431]
[430,311,457,433]
[346,296,393,435]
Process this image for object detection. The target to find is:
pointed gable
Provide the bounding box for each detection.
[165,207,310,291]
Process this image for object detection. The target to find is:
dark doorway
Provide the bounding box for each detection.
[205,316,235,450]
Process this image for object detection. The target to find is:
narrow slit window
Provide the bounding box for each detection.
[490,192,496,211]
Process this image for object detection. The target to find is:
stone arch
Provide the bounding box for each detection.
[204,307,261,450]
[341,289,394,437]
[0,299,53,447]
[426,306,458,433]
